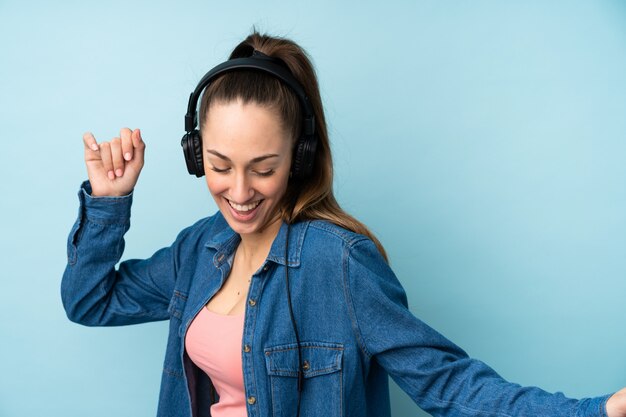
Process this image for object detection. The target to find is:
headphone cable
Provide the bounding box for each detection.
[284,221,303,417]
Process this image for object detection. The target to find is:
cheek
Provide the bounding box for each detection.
[205,176,227,197]
[265,175,290,199]
[204,172,290,200]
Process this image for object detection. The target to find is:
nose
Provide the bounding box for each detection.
[230,171,254,203]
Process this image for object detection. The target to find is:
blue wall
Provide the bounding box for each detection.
[1,1,624,416]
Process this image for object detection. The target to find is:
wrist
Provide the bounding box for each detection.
[85,180,133,198]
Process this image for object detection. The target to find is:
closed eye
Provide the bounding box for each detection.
[210,166,230,173]
[255,169,275,177]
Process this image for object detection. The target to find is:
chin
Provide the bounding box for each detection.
[225,219,262,235]
[219,204,274,236]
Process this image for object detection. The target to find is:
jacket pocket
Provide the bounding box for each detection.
[264,341,343,417]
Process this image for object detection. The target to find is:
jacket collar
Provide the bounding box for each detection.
[204,214,309,268]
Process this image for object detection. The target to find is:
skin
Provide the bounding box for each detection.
[200,100,293,314]
[200,100,292,252]
[608,388,626,417]
[83,127,144,198]
[82,104,626,412]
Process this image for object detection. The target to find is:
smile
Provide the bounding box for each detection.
[227,199,263,212]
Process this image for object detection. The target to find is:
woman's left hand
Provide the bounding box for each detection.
[607,387,626,417]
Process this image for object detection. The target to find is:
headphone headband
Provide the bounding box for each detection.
[184,50,315,135]
[181,49,318,179]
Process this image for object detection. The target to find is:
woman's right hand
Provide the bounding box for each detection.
[83,128,146,197]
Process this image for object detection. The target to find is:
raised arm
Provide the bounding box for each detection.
[61,128,178,326]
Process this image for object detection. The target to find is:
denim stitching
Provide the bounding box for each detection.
[172,290,188,300]
[84,215,130,227]
[341,240,372,359]
[269,366,341,377]
[411,392,516,417]
[339,366,343,417]
[163,368,184,379]
[168,294,184,320]
[308,221,366,247]
[600,395,609,417]
[67,218,83,266]
[270,373,278,416]
[267,344,343,353]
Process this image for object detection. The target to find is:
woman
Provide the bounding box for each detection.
[62,30,626,417]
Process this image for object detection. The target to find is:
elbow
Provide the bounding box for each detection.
[61,293,92,326]
[62,300,103,327]
[60,277,99,327]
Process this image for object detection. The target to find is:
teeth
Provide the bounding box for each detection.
[228,199,261,212]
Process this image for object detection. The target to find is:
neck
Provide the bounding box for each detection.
[237,217,283,270]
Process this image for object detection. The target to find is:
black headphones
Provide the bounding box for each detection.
[181,49,318,179]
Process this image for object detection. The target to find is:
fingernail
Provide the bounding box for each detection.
[91,144,99,151]
[115,169,123,177]
[124,152,131,161]
[108,171,115,180]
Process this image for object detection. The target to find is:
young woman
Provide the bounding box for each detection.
[62,30,626,417]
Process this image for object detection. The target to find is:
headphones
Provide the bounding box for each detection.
[181,48,318,179]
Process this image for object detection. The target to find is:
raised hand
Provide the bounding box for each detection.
[83,128,145,197]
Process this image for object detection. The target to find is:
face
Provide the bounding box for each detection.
[201,100,292,238]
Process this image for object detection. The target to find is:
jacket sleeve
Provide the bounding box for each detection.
[343,237,612,417]
[61,181,187,326]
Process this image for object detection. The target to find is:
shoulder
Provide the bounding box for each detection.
[306,220,369,247]
[302,220,385,264]
[301,220,401,299]
[304,220,369,247]
[172,211,231,247]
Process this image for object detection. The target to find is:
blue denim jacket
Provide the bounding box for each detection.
[62,181,611,417]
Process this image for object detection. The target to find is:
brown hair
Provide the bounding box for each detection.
[199,28,388,261]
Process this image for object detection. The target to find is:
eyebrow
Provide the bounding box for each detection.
[206,149,280,164]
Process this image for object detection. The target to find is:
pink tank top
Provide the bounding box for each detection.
[185,306,246,417]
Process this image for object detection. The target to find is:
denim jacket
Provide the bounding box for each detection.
[61,181,611,417]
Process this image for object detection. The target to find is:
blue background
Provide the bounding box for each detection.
[1,1,625,416]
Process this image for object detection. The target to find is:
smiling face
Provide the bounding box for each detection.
[201,100,293,238]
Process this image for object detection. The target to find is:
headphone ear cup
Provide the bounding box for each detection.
[181,130,205,177]
[291,135,318,179]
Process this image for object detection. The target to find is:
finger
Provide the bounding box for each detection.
[130,128,146,166]
[99,142,115,180]
[110,137,124,177]
[83,132,100,156]
[120,127,133,161]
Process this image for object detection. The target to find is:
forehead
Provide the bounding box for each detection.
[202,100,290,156]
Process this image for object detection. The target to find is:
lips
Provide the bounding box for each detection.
[224,197,264,222]
[227,199,262,212]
